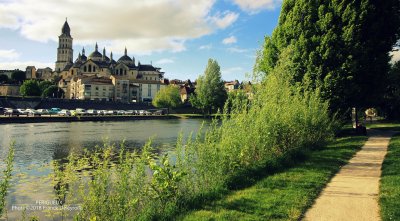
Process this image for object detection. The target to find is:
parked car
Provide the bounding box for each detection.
[17,109,28,116]
[154,110,164,115]
[26,109,41,116]
[48,108,61,115]
[105,110,117,115]
[87,109,98,115]
[58,109,71,116]
[37,109,49,115]
[75,108,87,116]
[124,110,134,115]
[98,110,106,115]
[4,108,21,117]
[0,107,4,115]
[117,110,126,115]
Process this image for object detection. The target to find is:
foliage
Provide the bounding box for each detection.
[256,0,400,114]
[11,71,26,84]
[50,46,337,220]
[38,81,54,93]
[152,85,182,113]
[42,85,64,98]
[0,75,8,84]
[383,61,400,119]
[190,59,227,114]
[19,79,41,96]
[0,143,15,217]
[380,134,400,221]
[180,136,366,220]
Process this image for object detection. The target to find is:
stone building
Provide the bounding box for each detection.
[54,20,166,103]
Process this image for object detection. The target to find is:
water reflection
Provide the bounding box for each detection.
[0,119,207,220]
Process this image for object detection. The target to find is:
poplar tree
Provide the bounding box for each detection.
[257,0,400,114]
[191,59,227,114]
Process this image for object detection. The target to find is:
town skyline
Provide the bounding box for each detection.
[0,0,284,81]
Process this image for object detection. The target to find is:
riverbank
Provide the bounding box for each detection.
[178,132,367,220]
[0,115,181,124]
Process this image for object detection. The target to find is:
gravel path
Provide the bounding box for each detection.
[303,130,396,221]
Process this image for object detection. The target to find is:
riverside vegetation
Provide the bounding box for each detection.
[43,48,339,220]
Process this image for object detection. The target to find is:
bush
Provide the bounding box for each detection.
[55,50,336,220]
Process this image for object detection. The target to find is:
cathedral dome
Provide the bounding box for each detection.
[89,51,102,59]
[88,43,102,60]
[117,47,134,64]
[118,55,132,62]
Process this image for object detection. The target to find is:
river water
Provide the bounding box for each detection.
[0,119,207,220]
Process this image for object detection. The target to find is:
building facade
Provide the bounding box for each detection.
[55,20,166,103]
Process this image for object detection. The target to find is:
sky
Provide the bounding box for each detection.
[1,0,399,82]
[0,0,283,81]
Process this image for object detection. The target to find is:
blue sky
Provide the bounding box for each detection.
[0,0,283,81]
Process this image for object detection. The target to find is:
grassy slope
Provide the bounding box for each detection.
[178,135,366,221]
[380,134,400,221]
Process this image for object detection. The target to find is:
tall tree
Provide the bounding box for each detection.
[11,71,26,84]
[20,80,40,96]
[257,0,400,115]
[383,60,400,119]
[42,85,64,98]
[191,59,227,114]
[152,85,181,114]
[39,81,54,93]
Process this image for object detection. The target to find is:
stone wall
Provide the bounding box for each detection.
[0,85,20,96]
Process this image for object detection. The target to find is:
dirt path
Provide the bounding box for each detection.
[303,130,396,221]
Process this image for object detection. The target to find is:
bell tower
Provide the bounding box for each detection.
[55,18,73,72]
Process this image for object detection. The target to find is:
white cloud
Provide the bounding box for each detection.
[199,44,212,50]
[0,49,20,60]
[390,50,400,63]
[0,0,238,54]
[223,36,237,45]
[0,61,54,70]
[227,47,248,53]
[155,58,174,65]
[210,11,239,29]
[233,0,282,14]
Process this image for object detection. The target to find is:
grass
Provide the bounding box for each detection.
[380,134,400,221]
[178,135,366,221]
[366,121,400,131]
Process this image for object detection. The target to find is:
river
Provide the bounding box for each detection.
[0,119,207,220]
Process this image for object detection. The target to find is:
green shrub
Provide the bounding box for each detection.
[0,143,15,217]
[54,50,336,220]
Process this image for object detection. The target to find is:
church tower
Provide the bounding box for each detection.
[55,19,73,72]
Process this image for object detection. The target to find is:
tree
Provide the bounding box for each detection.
[256,0,400,117]
[42,85,64,98]
[190,59,227,114]
[11,71,26,84]
[20,80,40,96]
[38,81,54,95]
[383,60,400,119]
[0,74,8,84]
[152,85,181,114]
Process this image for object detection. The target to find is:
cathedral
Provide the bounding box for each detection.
[55,20,166,103]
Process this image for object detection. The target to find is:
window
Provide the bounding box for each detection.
[148,84,151,97]
[89,65,92,72]
[96,87,99,90]
[124,70,127,75]
[84,66,87,72]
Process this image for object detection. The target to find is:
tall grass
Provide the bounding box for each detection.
[0,142,15,217]
[55,51,337,220]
